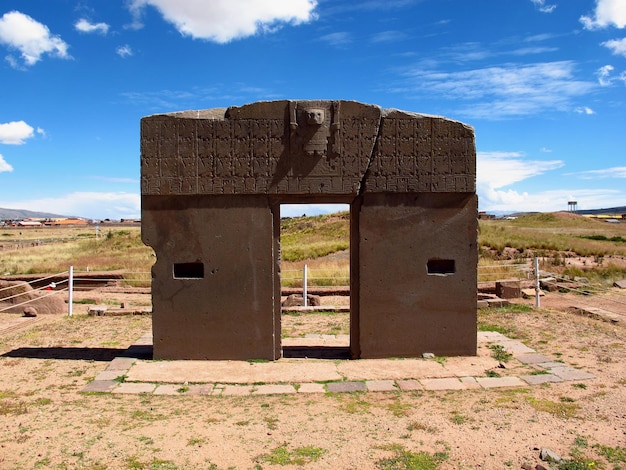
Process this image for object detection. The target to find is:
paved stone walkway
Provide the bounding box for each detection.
[82,331,594,396]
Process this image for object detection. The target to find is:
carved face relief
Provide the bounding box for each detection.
[305,108,325,126]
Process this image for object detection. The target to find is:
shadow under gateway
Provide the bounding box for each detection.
[1,345,351,361]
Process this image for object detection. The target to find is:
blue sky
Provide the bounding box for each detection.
[0,0,625,219]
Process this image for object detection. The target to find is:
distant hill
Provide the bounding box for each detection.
[573,206,626,216]
[0,207,73,220]
[501,206,626,219]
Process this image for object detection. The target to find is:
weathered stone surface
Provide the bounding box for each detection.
[141,100,477,361]
[614,279,626,289]
[326,381,367,393]
[495,280,521,299]
[141,101,475,197]
[475,376,526,389]
[519,374,563,385]
[365,380,397,392]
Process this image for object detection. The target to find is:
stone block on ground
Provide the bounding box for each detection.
[614,279,626,289]
[496,280,521,299]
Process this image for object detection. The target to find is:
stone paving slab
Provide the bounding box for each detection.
[252,384,297,395]
[112,382,156,394]
[297,383,326,393]
[475,376,527,389]
[153,384,182,395]
[546,366,595,381]
[516,353,553,365]
[220,385,253,396]
[107,357,137,371]
[477,331,508,341]
[538,361,567,369]
[187,384,215,396]
[82,380,117,393]
[94,370,127,381]
[421,377,465,391]
[366,380,397,392]
[326,381,367,393]
[459,376,481,389]
[396,379,423,391]
[81,331,597,396]
[519,374,563,385]
[496,340,536,355]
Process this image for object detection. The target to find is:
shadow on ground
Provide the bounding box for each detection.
[1,344,152,361]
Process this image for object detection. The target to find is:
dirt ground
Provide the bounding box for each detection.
[0,288,625,470]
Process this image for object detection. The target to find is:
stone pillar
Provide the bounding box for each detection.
[142,194,279,360]
[354,192,478,358]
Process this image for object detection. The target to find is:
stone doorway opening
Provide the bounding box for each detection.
[279,203,351,359]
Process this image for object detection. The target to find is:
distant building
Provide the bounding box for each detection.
[16,220,42,227]
[44,218,88,226]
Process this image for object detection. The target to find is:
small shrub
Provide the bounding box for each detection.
[258,443,327,466]
[489,344,513,363]
[375,443,447,470]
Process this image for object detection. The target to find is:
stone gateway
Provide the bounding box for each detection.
[140,100,477,360]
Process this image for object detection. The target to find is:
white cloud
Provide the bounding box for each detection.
[319,32,352,46]
[568,166,626,179]
[480,187,624,213]
[595,64,626,85]
[581,0,626,29]
[575,106,595,115]
[0,192,141,220]
[0,121,35,145]
[531,0,557,14]
[596,64,615,85]
[128,0,317,43]
[475,151,626,212]
[540,147,552,153]
[602,37,626,57]
[0,154,13,173]
[116,45,133,58]
[0,11,70,67]
[477,151,564,190]
[371,30,406,44]
[75,18,110,35]
[396,61,595,119]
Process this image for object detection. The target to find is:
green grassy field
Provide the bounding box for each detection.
[2,211,625,285]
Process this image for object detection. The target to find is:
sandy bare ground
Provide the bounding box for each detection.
[0,289,625,470]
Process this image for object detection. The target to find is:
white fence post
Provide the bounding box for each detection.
[68,265,74,317]
[303,264,308,307]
